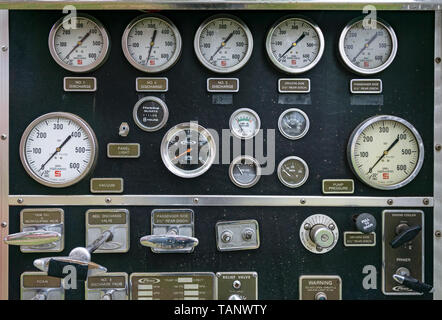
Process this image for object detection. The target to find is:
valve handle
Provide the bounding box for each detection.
[390,225,422,248]
[4,230,61,246]
[140,234,199,250]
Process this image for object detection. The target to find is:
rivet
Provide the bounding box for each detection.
[387,199,393,205]
[0,134,6,140]
[1,222,7,228]
[436,144,442,151]
[436,57,441,64]
[423,198,430,205]
[193,197,199,204]
[436,230,442,238]
[304,223,311,230]
[105,197,111,204]
[17,198,23,204]
[300,198,306,205]
[1,46,7,52]
[328,224,335,230]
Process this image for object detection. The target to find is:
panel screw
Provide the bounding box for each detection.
[436,144,442,151]
[105,197,111,204]
[328,224,335,230]
[387,199,393,205]
[0,134,6,140]
[304,223,311,230]
[1,222,7,228]
[1,46,7,52]
[221,230,233,243]
[242,228,254,241]
[193,198,199,204]
[300,198,306,205]
[436,230,442,238]
[17,198,23,204]
[436,57,441,64]
[423,198,430,205]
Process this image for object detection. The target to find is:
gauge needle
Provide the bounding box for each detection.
[64,30,92,61]
[352,32,378,62]
[282,167,291,176]
[367,135,400,174]
[278,32,306,61]
[173,148,192,161]
[210,32,234,61]
[39,135,72,171]
[146,29,158,63]
[236,165,244,175]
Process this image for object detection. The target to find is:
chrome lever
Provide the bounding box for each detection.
[30,288,60,300]
[140,229,199,250]
[4,230,61,246]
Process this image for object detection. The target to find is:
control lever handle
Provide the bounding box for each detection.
[4,230,61,246]
[393,274,433,294]
[140,229,199,250]
[390,225,422,248]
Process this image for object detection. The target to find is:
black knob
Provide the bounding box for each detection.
[393,274,433,294]
[355,213,376,234]
[390,225,422,248]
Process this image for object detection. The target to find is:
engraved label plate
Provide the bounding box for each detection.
[216,272,258,300]
[343,231,376,247]
[86,272,128,300]
[130,273,216,300]
[90,178,124,193]
[299,275,342,300]
[20,208,64,253]
[107,143,140,158]
[216,220,260,251]
[136,77,168,92]
[21,272,64,300]
[64,77,97,92]
[86,209,130,253]
[350,79,383,94]
[207,78,239,93]
[278,78,311,93]
[322,179,354,194]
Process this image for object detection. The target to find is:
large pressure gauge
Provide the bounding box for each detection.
[20,112,98,188]
[347,115,424,190]
[48,14,110,73]
[339,17,397,75]
[265,16,325,74]
[122,14,182,73]
[194,14,253,73]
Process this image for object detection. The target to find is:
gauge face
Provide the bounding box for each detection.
[194,14,253,73]
[19,112,98,188]
[347,115,424,190]
[48,15,110,73]
[339,18,397,75]
[161,122,216,178]
[229,108,261,139]
[277,156,309,188]
[133,96,169,132]
[266,17,325,74]
[122,14,182,73]
[278,108,310,140]
[229,155,261,188]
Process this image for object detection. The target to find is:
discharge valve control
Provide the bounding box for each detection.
[390,224,422,248]
[300,214,339,254]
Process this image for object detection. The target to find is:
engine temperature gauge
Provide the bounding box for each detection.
[229,155,261,188]
[229,108,261,139]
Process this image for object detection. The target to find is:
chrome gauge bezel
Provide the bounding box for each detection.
[48,14,110,73]
[229,108,261,140]
[229,155,262,188]
[277,156,309,188]
[160,122,217,178]
[194,14,254,74]
[19,112,98,188]
[338,17,398,75]
[122,14,182,73]
[133,96,169,132]
[278,108,310,140]
[347,115,425,190]
[265,16,325,74]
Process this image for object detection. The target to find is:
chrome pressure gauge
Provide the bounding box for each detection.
[229,108,261,139]
[194,14,253,73]
[347,115,424,190]
[122,14,182,73]
[278,108,310,140]
[339,17,398,75]
[229,155,261,188]
[277,156,309,188]
[20,112,98,188]
[48,14,110,73]
[160,122,216,178]
[266,16,325,74]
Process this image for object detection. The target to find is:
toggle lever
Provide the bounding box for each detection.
[4,228,61,247]
[390,224,422,248]
[393,274,433,294]
[140,228,199,251]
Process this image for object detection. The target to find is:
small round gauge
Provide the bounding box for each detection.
[229,155,261,188]
[265,16,325,74]
[133,96,169,132]
[194,14,253,73]
[347,115,424,190]
[229,108,261,139]
[277,156,309,188]
[278,108,310,140]
[122,14,182,73]
[161,122,216,178]
[19,112,98,188]
[48,14,110,73]
[339,17,398,75]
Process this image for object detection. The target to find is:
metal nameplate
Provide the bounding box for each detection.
[207,78,239,93]
[20,272,64,300]
[85,272,128,300]
[107,143,140,158]
[343,231,376,247]
[216,272,258,300]
[350,79,383,94]
[278,78,311,93]
[216,219,260,251]
[63,77,97,92]
[322,179,354,194]
[136,77,168,92]
[86,209,130,253]
[90,178,124,193]
[130,272,216,300]
[299,275,342,300]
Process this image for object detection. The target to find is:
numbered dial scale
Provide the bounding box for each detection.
[229,155,261,188]
[266,16,325,74]
[48,14,110,73]
[277,156,309,188]
[339,18,398,75]
[347,115,424,190]
[19,112,98,188]
[122,14,182,73]
[278,108,310,140]
[229,108,261,139]
[194,14,253,73]
[160,122,217,178]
